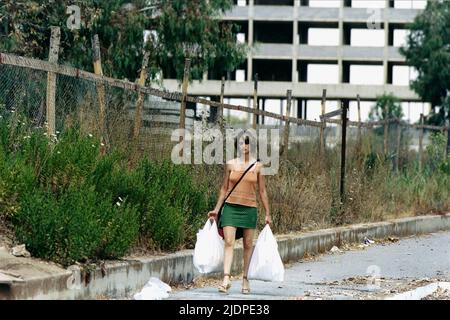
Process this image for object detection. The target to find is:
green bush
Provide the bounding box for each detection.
[88,157,211,251]
[0,145,36,220]
[14,185,139,266]
[0,113,218,263]
[37,124,101,194]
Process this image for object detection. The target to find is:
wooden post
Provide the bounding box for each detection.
[219,76,225,132]
[179,58,191,131]
[92,34,107,147]
[179,58,191,156]
[419,113,424,171]
[132,51,150,141]
[252,73,258,130]
[396,118,401,172]
[340,101,348,206]
[46,26,60,138]
[320,89,326,156]
[384,103,389,156]
[283,90,292,161]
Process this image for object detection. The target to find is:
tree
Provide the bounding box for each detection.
[369,94,404,121]
[149,0,247,82]
[0,1,150,80]
[0,0,247,83]
[400,0,450,126]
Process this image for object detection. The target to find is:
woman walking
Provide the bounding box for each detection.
[208,133,271,294]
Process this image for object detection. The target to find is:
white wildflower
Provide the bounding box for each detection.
[116,202,121,207]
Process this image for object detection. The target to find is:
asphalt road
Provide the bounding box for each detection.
[168,231,450,300]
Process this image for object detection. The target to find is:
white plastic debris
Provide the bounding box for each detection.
[330,246,343,254]
[364,237,375,245]
[11,244,31,258]
[133,277,172,300]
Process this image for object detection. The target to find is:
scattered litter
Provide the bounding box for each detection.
[364,237,375,245]
[11,244,31,258]
[133,277,171,300]
[330,246,343,254]
[388,237,399,243]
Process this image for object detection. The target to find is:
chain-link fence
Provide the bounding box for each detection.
[1,52,449,238]
[0,52,448,173]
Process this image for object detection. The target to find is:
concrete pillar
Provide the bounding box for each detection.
[292,0,300,83]
[338,0,344,83]
[247,0,254,82]
[383,5,390,86]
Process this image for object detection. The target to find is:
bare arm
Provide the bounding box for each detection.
[208,164,231,220]
[257,164,272,224]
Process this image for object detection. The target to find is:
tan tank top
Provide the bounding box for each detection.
[225,159,258,208]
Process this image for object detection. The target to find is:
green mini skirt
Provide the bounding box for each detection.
[219,202,257,229]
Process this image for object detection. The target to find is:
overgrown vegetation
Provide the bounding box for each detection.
[0,107,214,265]
[0,100,449,267]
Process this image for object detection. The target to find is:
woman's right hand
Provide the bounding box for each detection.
[208,210,218,221]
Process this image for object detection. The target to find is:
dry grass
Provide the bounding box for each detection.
[53,102,450,246]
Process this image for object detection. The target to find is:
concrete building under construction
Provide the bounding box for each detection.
[161,0,430,125]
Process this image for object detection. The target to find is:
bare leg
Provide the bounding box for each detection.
[242,228,255,292]
[221,226,236,288]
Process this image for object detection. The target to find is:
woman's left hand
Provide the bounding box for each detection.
[265,215,272,225]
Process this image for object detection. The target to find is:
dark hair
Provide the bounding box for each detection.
[234,133,250,149]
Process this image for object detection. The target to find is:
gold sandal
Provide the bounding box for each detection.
[218,274,231,293]
[242,276,251,294]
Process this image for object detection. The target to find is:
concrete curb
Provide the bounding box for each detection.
[385,282,450,300]
[2,213,450,299]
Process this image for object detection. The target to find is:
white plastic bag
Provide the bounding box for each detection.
[133,277,171,300]
[193,219,224,274]
[248,225,284,282]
